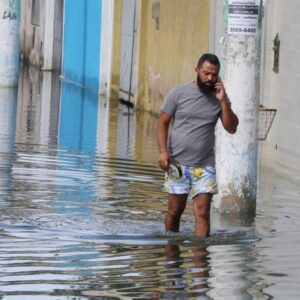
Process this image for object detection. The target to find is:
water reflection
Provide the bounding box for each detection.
[0,65,298,299]
[0,87,17,205]
[15,67,60,146]
[0,88,17,149]
[60,81,98,153]
[162,243,209,297]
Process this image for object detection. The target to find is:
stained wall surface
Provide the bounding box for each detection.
[19,0,63,71]
[134,0,210,113]
[260,0,300,174]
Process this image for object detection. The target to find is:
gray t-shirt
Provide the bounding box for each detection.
[161,82,224,167]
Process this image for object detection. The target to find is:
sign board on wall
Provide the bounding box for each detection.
[228,0,260,35]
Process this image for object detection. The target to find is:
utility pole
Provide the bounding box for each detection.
[0,0,20,87]
[214,0,263,213]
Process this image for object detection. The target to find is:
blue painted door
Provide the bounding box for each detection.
[62,0,102,93]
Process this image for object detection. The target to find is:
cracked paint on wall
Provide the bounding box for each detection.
[0,0,20,86]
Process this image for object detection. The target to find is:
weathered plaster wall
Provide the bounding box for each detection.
[260,0,300,174]
[135,0,210,114]
[20,0,45,67]
[0,0,20,86]
[20,0,63,71]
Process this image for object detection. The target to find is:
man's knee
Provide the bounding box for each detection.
[193,194,211,220]
[194,206,210,220]
[167,194,187,218]
[167,206,184,219]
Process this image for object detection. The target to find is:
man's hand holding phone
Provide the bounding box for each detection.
[214,77,227,103]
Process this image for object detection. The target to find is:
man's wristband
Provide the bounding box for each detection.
[159,149,168,153]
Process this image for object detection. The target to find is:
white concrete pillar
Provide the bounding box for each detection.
[0,0,20,87]
[42,0,55,70]
[214,0,262,213]
[99,0,114,96]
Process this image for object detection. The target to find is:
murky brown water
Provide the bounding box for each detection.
[0,67,300,299]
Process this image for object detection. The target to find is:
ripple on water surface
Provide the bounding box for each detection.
[0,145,264,299]
[1,76,300,298]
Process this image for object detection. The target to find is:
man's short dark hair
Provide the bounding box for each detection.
[197,53,220,68]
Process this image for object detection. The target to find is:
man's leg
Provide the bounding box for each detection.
[193,193,212,237]
[165,193,188,232]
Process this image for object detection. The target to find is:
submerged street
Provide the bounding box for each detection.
[0,67,300,299]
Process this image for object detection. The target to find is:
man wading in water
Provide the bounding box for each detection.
[156,53,239,237]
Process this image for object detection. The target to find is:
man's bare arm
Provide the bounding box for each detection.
[219,102,239,134]
[214,78,239,134]
[156,111,172,171]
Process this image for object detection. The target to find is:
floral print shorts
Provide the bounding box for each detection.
[164,164,218,199]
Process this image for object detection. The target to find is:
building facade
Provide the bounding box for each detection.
[112,0,210,113]
[20,0,63,71]
[19,0,300,177]
[259,0,300,175]
[20,0,114,95]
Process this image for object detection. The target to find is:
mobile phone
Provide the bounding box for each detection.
[168,162,182,178]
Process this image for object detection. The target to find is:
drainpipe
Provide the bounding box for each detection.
[214,0,263,213]
[0,0,20,87]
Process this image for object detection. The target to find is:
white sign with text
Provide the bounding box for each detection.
[228,0,260,35]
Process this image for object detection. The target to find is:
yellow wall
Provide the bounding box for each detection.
[111,0,210,113]
[135,0,210,114]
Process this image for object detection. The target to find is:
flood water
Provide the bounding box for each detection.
[0,67,300,299]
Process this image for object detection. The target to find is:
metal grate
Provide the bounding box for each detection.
[258,105,277,140]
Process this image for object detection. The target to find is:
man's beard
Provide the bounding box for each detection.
[197,75,216,93]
